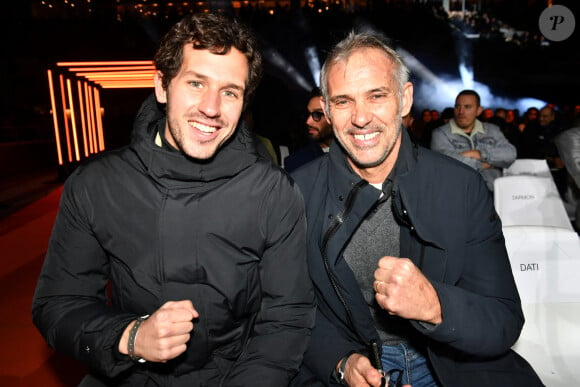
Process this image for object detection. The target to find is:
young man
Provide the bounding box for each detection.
[32,13,315,386]
[290,31,542,387]
[430,90,517,191]
[284,87,333,172]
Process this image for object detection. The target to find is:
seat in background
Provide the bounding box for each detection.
[494,161,580,386]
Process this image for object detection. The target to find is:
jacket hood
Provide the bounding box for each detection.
[130,93,259,188]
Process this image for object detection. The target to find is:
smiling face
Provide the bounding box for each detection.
[154,44,248,160]
[323,48,413,183]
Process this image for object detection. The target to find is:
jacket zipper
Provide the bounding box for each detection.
[321,179,370,346]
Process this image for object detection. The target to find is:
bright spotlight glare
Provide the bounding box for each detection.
[399,48,546,113]
[304,46,321,87]
[414,75,546,113]
[262,48,312,92]
[458,63,474,89]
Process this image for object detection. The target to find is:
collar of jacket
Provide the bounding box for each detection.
[326,128,440,247]
[129,93,259,188]
[394,131,442,247]
[322,129,415,257]
[326,127,416,201]
[449,118,485,137]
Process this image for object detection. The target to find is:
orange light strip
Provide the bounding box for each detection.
[76,71,155,78]
[94,89,105,152]
[57,61,154,66]
[100,82,156,88]
[66,79,81,161]
[84,82,94,155]
[87,85,98,154]
[77,80,89,157]
[48,61,155,166]
[67,66,155,72]
[58,61,155,88]
[59,74,73,163]
[47,70,64,165]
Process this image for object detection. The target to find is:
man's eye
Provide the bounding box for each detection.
[370,94,387,101]
[334,99,349,107]
[223,90,238,98]
[189,81,203,88]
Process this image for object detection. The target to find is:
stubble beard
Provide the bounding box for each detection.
[341,117,402,170]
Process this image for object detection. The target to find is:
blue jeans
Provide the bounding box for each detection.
[381,343,440,387]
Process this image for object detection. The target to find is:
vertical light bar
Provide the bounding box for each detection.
[66,79,81,161]
[77,80,89,157]
[47,70,64,165]
[88,85,98,154]
[84,82,94,154]
[93,88,105,151]
[59,74,73,163]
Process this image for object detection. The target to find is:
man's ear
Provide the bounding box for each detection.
[477,105,484,117]
[320,97,331,125]
[401,82,414,117]
[154,71,167,104]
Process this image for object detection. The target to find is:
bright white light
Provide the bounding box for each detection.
[414,75,546,113]
[399,48,546,113]
[398,48,457,106]
[458,63,474,89]
[304,46,321,87]
[262,48,312,92]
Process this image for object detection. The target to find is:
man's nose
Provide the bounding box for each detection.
[198,90,221,117]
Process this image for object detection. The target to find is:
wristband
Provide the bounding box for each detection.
[127,315,149,363]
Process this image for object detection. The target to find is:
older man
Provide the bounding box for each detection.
[290,31,542,387]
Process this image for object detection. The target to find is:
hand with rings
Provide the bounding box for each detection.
[374,256,442,323]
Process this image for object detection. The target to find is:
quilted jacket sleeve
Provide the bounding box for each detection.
[31,170,137,377]
[224,175,316,386]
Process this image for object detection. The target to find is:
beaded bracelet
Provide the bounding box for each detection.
[128,315,149,363]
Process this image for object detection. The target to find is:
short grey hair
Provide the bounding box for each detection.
[319,31,410,112]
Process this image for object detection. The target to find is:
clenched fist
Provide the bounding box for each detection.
[119,300,198,362]
[373,256,442,324]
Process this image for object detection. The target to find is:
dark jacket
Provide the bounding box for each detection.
[32,95,315,386]
[284,140,326,173]
[290,129,543,386]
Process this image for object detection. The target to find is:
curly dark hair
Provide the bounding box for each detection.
[154,13,263,106]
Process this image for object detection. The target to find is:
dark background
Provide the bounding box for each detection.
[1,0,578,154]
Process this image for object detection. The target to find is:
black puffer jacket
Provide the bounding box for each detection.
[32,95,315,386]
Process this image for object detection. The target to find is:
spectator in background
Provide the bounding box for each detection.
[505,109,518,128]
[430,109,440,123]
[492,107,520,149]
[519,107,539,132]
[440,107,454,123]
[521,105,566,195]
[409,108,433,148]
[480,108,494,122]
[32,13,315,386]
[515,107,539,158]
[431,90,517,191]
[402,109,415,131]
[284,87,333,172]
[555,119,580,231]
